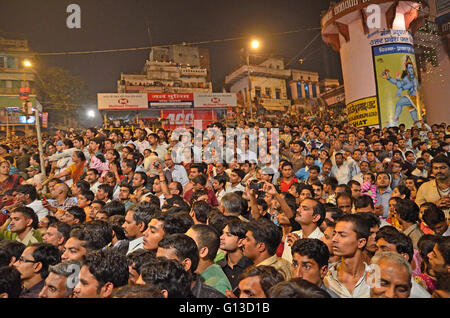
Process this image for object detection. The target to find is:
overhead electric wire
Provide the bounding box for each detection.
[34,27,321,56]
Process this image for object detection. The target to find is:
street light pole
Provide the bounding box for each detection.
[246,53,253,121]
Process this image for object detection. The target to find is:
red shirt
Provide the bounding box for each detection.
[184,188,219,206]
[280,177,298,193]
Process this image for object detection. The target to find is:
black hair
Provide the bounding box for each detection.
[108,215,127,242]
[0,241,25,266]
[48,221,71,242]
[126,249,156,275]
[130,202,160,231]
[140,257,193,298]
[269,278,331,298]
[67,206,86,224]
[324,206,343,222]
[394,185,411,200]
[191,200,211,224]
[238,265,284,297]
[207,208,230,237]
[192,174,207,187]
[189,224,220,262]
[417,234,440,272]
[101,200,126,217]
[84,220,113,247]
[357,212,381,229]
[435,274,450,293]
[98,184,114,200]
[423,203,446,227]
[395,199,420,224]
[291,238,329,268]
[158,233,199,274]
[29,243,62,279]
[111,284,164,298]
[15,184,38,201]
[79,190,95,203]
[0,266,22,298]
[123,158,137,171]
[375,226,414,262]
[12,206,39,229]
[82,249,129,292]
[75,180,91,194]
[436,236,450,266]
[336,214,370,242]
[431,154,450,168]
[246,218,282,256]
[355,195,375,209]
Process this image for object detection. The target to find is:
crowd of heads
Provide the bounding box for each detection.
[0,118,449,298]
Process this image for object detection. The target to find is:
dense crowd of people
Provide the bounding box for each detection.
[0,115,449,299]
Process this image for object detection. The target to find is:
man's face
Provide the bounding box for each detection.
[243,231,260,261]
[43,226,63,248]
[366,226,379,254]
[332,221,363,257]
[77,194,90,209]
[164,155,174,169]
[86,171,98,184]
[104,176,116,188]
[148,135,157,145]
[230,172,241,185]
[189,168,200,180]
[61,238,86,262]
[312,185,323,199]
[335,155,344,166]
[369,259,411,298]
[132,174,145,188]
[376,174,390,189]
[295,199,317,226]
[220,225,242,252]
[309,169,319,181]
[13,247,38,282]
[305,157,314,167]
[9,212,31,234]
[299,189,313,203]
[39,272,69,298]
[337,197,352,214]
[74,265,103,298]
[96,188,108,201]
[432,163,449,181]
[119,187,131,200]
[238,276,266,298]
[292,253,326,287]
[428,244,449,275]
[322,163,332,175]
[352,151,362,162]
[143,219,165,251]
[320,226,335,256]
[351,184,362,199]
[360,162,369,174]
[123,210,142,240]
[61,211,78,226]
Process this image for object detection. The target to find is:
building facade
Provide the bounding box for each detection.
[118,45,212,94]
[224,58,291,113]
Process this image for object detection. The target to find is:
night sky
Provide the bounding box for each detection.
[0,0,342,101]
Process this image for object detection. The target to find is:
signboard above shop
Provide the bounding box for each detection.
[97,93,148,110]
[148,93,194,109]
[193,93,237,108]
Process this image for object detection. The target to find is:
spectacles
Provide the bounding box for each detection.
[18,257,37,264]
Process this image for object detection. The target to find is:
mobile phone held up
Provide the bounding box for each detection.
[249,181,263,191]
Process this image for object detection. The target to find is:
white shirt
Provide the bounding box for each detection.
[442,226,450,237]
[224,183,245,194]
[324,261,371,298]
[126,236,144,255]
[90,181,101,195]
[410,279,431,298]
[168,165,189,187]
[331,162,352,185]
[26,199,49,221]
[282,227,324,263]
[134,139,150,154]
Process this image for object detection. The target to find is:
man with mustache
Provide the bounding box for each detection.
[416,154,450,222]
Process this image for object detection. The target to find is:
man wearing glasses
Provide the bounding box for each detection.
[13,243,61,298]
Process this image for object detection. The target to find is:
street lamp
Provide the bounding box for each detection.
[247,39,261,121]
[23,60,32,68]
[87,110,96,118]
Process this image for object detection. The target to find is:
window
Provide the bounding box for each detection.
[255,87,261,98]
[0,80,6,88]
[0,56,5,68]
[275,88,281,99]
[265,88,271,98]
[12,80,21,88]
[304,83,310,98]
[7,57,15,68]
[297,82,302,98]
[312,83,317,98]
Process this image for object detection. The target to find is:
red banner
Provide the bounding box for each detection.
[160,109,216,130]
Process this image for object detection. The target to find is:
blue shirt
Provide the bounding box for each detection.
[376,187,392,219]
[295,166,310,181]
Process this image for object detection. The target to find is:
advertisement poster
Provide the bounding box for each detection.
[372,43,423,128]
[346,96,379,127]
[148,93,193,109]
[97,93,148,110]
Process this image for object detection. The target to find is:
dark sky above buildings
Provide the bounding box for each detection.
[0,0,342,100]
